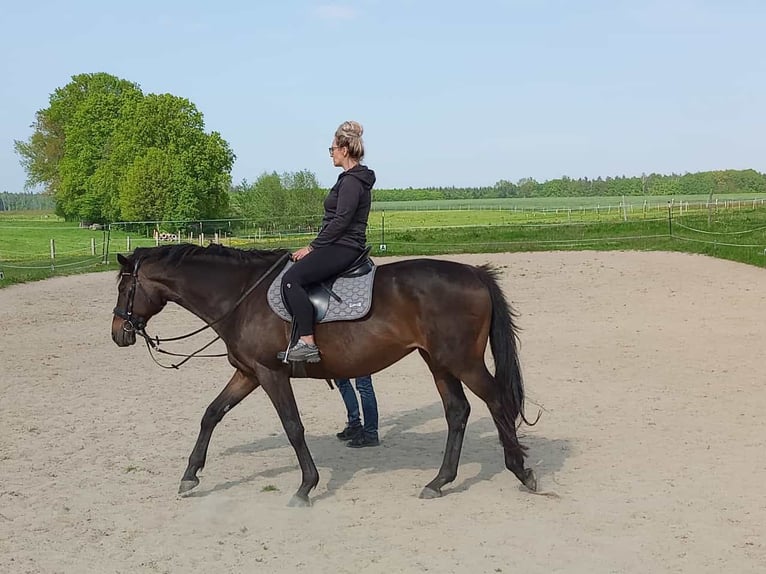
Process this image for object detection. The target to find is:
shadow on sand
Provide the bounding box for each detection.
[187,401,571,502]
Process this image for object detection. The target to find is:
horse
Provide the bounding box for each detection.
[111,243,537,506]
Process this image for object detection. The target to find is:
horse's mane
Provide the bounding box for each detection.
[131,243,290,268]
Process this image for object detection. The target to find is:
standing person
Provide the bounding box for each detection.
[280,120,375,363]
[335,375,380,447]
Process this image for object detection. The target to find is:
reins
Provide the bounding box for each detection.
[119,252,290,370]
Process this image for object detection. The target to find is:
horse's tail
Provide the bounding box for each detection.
[476,264,537,428]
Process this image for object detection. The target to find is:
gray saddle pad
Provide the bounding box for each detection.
[267,261,376,323]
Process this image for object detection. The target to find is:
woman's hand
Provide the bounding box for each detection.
[291,245,313,261]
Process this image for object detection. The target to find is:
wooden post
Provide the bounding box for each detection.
[50,239,55,260]
[91,237,96,256]
[381,211,386,248]
[667,203,673,236]
[127,237,131,251]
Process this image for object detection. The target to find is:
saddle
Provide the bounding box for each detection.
[267,246,376,324]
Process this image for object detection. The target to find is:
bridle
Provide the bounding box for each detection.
[113,252,290,369]
[113,258,148,334]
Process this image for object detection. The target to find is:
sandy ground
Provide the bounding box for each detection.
[1,251,765,574]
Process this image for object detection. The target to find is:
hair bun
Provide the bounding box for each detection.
[341,120,363,138]
[334,120,365,161]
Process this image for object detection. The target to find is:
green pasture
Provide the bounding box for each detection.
[372,193,766,212]
[3,197,766,287]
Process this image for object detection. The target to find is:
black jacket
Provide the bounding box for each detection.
[310,164,375,250]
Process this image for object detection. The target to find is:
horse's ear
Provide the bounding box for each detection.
[117,253,130,267]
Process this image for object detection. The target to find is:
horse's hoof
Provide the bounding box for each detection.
[178,478,200,496]
[288,494,312,508]
[419,486,442,499]
[523,469,538,492]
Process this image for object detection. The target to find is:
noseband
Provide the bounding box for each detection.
[113,258,147,333]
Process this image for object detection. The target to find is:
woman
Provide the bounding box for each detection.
[280,120,375,362]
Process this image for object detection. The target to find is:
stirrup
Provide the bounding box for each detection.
[278,340,320,363]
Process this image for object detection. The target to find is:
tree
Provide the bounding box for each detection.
[233,172,283,228]
[100,93,234,222]
[281,170,325,229]
[233,170,325,230]
[517,177,539,197]
[119,148,180,221]
[14,74,234,222]
[14,73,142,217]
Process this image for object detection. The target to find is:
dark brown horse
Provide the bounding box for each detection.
[111,243,537,506]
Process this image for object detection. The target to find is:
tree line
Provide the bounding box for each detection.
[371,169,766,202]
[9,166,765,217]
[0,192,55,212]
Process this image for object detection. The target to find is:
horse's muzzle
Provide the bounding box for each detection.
[111,315,137,347]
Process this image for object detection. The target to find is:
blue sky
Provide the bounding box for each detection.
[1,0,764,191]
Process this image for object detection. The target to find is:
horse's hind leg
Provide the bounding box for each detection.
[179,369,260,496]
[459,364,537,492]
[419,351,471,499]
[256,366,319,507]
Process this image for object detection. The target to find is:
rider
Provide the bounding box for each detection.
[280,120,375,362]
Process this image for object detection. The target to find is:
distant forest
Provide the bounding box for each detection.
[2,169,765,212]
[371,169,766,202]
[0,191,55,211]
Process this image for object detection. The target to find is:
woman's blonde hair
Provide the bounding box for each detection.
[334,120,365,161]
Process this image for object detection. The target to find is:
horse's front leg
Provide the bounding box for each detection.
[257,365,319,507]
[179,369,260,496]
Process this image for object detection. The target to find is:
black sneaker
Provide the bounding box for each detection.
[347,434,380,448]
[277,340,320,363]
[336,425,363,441]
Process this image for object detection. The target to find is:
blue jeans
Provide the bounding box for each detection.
[336,375,378,438]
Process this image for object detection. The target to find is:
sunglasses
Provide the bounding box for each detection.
[328,146,343,155]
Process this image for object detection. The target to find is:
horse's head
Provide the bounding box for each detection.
[112,252,167,347]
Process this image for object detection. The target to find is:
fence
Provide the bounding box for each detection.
[3,200,766,286]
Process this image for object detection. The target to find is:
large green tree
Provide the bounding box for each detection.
[100,93,234,222]
[15,73,234,222]
[14,73,142,218]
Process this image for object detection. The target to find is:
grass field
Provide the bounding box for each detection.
[3,195,766,287]
[372,194,766,211]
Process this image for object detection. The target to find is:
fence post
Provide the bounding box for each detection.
[667,203,673,237]
[103,226,111,265]
[381,211,386,250]
[91,237,96,256]
[127,237,131,251]
[50,239,55,261]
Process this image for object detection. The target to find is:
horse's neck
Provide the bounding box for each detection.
[158,262,249,325]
